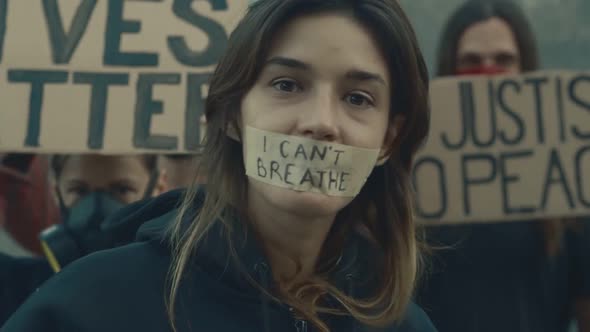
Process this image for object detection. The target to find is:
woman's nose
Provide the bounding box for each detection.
[295,87,340,142]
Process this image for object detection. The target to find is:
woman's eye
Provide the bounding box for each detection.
[345,93,374,107]
[271,79,301,93]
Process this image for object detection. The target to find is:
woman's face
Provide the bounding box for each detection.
[57,155,161,207]
[240,13,394,218]
[456,17,521,74]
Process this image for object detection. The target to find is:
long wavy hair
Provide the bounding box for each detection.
[166,1,430,331]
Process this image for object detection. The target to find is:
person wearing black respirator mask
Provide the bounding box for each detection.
[40,154,167,272]
[1,154,167,325]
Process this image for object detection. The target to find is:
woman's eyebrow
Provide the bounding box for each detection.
[265,56,312,71]
[345,70,387,86]
[264,57,387,86]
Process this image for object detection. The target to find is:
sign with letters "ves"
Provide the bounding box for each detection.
[0,0,248,153]
[414,71,590,223]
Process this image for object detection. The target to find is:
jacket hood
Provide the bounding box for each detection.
[102,187,375,295]
[99,188,432,332]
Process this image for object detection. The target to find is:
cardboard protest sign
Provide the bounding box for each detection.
[414,70,590,224]
[1,7,588,226]
[0,0,248,154]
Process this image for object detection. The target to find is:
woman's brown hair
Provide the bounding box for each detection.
[436,0,540,76]
[166,0,430,331]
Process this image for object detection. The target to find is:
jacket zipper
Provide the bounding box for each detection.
[294,319,308,332]
[290,307,309,332]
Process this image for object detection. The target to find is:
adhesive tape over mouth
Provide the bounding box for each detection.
[244,126,381,197]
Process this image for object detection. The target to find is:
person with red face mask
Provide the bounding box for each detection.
[415,1,590,332]
[0,154,60,256]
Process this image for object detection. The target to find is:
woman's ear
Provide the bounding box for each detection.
[227,123,241,142]
[226,115,242,142]
[376,115,405,166]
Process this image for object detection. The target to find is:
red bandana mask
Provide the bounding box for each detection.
[455,66,507,76]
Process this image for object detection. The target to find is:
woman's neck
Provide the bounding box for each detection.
[247,192,336,283]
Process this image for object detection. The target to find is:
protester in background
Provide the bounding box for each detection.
[2,0,438,331]
[1,154,167,326]
[157,154,203,189]
[0,154,59,256]
[41,154,168,271]
[435,0,538,75]
[415,1,590,332]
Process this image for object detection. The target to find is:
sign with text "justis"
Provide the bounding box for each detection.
[414,71,590,223]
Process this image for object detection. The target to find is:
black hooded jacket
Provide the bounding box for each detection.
[1,189,437,332]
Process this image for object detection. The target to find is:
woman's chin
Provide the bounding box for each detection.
[255,183,353,218]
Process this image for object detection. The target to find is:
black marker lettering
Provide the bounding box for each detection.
[8,70,69,147]
[294,144,308,160]
[499,150,536,214]
[333,149,344,165]
[524,77,548,144]
[328,171,338,190]
[412,157,448,219]
[269,161,282,181]
[73,72,129,149]
[300,169,315,187]
[569,75,590,140]
[43,0,97,64]
[133,73,180,150]
[279,140,290,158]
[0,0,7,64]
[185,73,210,150]
[263,135,267,153]
[555,77,566,143]
[168,0,228,66]
[284,163,294,185]
[310,145,328,161]
[575,146,590,208]
[104,0,159,66]
[339,172,349,192]
[317,170,326,188]
[471,80,497,147]
[441,81,472,150]
[461,153,496,216]
[257,157,267,178]
[540,149,575,210]
[497,79,525,146]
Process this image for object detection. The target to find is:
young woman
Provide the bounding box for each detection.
[416,1,590,332]
[2,1,436,331]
